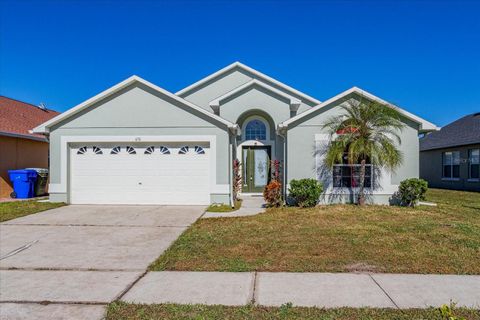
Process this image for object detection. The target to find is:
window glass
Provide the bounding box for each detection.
[469,149,480,179]
[245,119,266,140]
[332,164,372,188]
[443,151,460,178]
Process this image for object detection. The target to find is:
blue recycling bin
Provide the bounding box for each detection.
[8,170,38,199]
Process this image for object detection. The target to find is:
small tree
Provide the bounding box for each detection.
[322,98,405,205]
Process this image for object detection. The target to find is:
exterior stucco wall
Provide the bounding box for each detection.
[420,144,480,192]
[180,68,314,114]
[48,83,231,203]
[286,96,421,204]
[0,136,49,198]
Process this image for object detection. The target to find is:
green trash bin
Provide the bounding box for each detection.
[25,168,49,196]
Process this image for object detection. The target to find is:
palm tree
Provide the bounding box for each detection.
[321,98,405,205]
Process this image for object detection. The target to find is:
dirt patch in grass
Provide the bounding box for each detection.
[106,302,480,320]
[0,200,66,222]
[206,200,242,213]
[345,262,380,273]
[150,189,480,274]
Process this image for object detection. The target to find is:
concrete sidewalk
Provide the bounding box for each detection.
[122,271,480,309]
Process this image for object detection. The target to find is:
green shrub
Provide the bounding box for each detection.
[398,178,428,207]
[438,303,466,320]
[288,179,323,207]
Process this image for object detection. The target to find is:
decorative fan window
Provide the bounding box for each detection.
[178,146,189,154]
[245,119,267,140]
[126,146,136,154]
[92,146,103,154]
[77,146,88,155]
[194,146,205,154]
[111,146,121,154]
[144,146,155,154]
[159,146,170,154]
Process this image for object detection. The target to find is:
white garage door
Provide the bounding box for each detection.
[70,143,210,205]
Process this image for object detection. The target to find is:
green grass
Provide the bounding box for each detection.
[106,302,480,320]
[0,200,66,222]
[149,188,480,274]
[206,199,242,213]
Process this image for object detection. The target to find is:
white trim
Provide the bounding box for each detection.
[441,178,461,181]
[209,79,302,112]
[176,61,322,105]
[0,131,48,142]
[52,135,221,198]
[33,76,238,134]
[280,87,438,132]
[241,115,271,142]
[314,133,330,141]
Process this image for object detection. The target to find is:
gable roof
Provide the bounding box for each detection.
[279,86,438,132]
[176,62,322,106]
[33,75,238,134]
[420,113,480,151]
[209,79,301,112]
[0,96,59,142]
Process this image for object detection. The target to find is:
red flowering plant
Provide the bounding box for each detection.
[263,160,283,207]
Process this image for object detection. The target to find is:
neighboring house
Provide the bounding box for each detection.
[0,96,59,198]
[420,113,480,192]
[33,62,436,205]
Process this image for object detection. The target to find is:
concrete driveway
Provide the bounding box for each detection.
[0,205,204,319]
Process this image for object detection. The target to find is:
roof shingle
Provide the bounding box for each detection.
[0,96,60,141]
[420,112,480,151]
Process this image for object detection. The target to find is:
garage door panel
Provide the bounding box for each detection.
[70,144,211,205]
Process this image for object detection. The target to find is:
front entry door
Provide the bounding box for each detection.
[243,146,271,193]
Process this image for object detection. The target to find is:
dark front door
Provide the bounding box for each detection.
[243,146,271,193]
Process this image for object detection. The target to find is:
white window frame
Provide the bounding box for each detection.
[332,164,373,189]
[241,115,270,142]
[442,151,460,180]
[468,148,480,181]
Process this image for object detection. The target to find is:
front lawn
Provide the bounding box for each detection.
[0,200,66,222]
[150,189,480,274]
[106,302,480,320]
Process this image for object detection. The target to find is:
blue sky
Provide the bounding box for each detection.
[1,0,479,126]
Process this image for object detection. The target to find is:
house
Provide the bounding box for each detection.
[33,62,437,205]
[0,96,59,198]
[420,113,480,192]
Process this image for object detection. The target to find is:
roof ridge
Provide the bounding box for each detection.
[0,95,58,113]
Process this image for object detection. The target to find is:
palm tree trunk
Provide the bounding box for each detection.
[358,159,366,205]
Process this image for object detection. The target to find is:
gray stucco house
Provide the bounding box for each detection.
[420,113,480,192]
[33,62,437,205]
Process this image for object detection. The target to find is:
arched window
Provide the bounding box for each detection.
[77,146,88,155]
[194,146,205,154]
[159,146,170,154]
[179,146,189,154]
[245,119,267,141]
[144,146,155,154]
[92,146,103,154]
[111,146,121,154]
